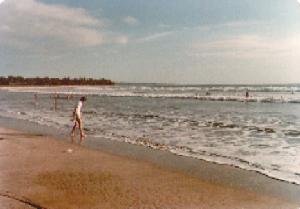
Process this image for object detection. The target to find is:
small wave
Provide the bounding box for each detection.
[97,131,300,185]
[1,85,300,104]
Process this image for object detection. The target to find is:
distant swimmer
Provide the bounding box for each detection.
[34,93,38,107]
[245,89,249,102]
[71,96,87,144]
[50,93,59,110]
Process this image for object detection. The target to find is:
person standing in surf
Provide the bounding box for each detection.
[71,96,87,143]
[245,89,249,102]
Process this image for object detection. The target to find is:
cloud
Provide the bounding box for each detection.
[189,34,300,59]
[158,23,171,28]
[114,35,129,45]
[0,0,127,51]
[136,31,173,43]
[122,16,140,26]
[195,20,264,32]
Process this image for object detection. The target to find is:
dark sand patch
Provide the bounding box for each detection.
[32,171,132,209]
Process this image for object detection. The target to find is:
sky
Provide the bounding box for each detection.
[0,0,300,84]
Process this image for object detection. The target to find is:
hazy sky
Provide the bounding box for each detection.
[0,0,300,84]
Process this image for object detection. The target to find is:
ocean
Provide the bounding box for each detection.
[1,83,300,184]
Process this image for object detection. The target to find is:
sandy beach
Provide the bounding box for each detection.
[0,127,298,209]
[1,0,300,208]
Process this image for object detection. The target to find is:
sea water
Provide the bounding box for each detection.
[0,84,300,184]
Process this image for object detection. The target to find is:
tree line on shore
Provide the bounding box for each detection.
[0,76,114,86]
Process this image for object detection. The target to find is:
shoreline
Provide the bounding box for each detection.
[0,116,300,205]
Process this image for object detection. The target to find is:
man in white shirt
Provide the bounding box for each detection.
[71,96,87,143]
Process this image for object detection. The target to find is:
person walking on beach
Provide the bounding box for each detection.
[71,96,87,143]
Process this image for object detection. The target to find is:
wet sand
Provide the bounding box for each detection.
[0,127,298,209]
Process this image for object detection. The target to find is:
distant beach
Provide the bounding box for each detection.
[0,76,114,86]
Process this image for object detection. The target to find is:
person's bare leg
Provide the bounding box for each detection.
[79,119,86,143]
[71,121,77,143]
[71,122,77,136]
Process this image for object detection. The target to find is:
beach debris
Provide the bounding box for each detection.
[83,127,91,132]
[189,120,199,126]
[294,172,300,177]
[0,191,49,209]
[284,130,300,137]
[212,122,224,127]
[82,110,97,114]
[131,137,168,150]
[220,124,239,129]
[264,128,275,133]
[245,126,259,131]
[244,126,265,132]
[67,148,73,153]
[206,121,239,129]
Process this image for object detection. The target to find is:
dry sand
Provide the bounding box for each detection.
[0,127,298,209]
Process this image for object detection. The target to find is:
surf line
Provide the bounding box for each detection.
[0,191,49,209]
